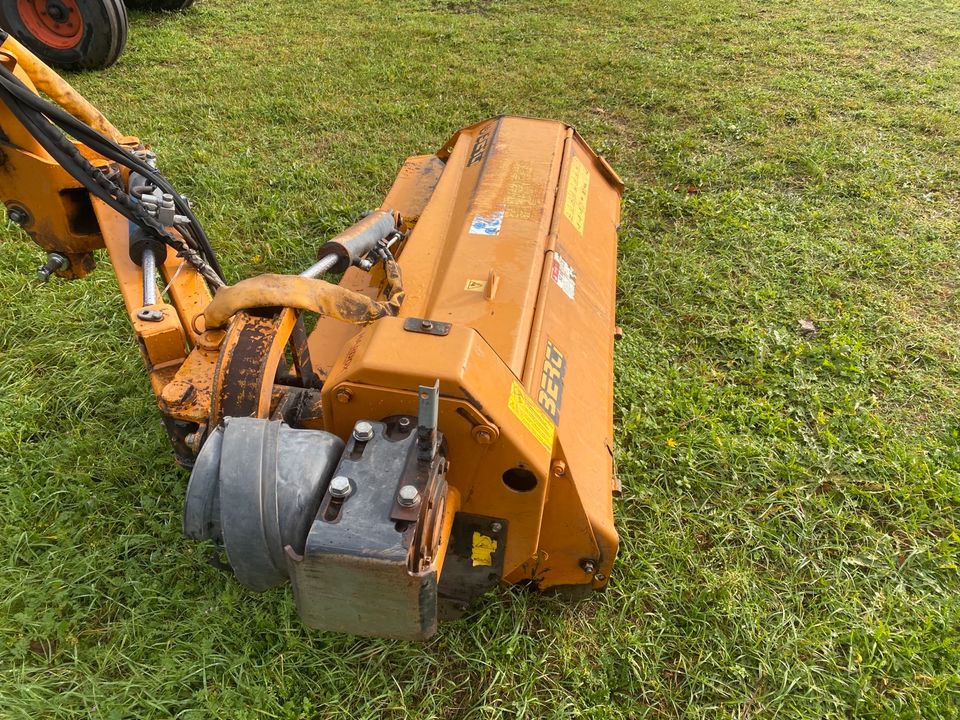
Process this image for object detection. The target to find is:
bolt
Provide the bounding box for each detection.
[335,387,352,403]
[420,319,433,330]
[329,475,352,499]
[551,461,567,478]
[473,425,497,444]
[594,573,606,583]
[353,421,375,442]
[137,308,164,322]
[490,522,503,533]
[7,206,28,226]
[397,484,420,507]
[398,417,412,431]
[36,252,69,282]
[581,560,596,574]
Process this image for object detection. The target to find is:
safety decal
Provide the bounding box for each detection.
[551,253,576,300]
[537,339,566,425]
[469,210,505,236]
[464,278,486,292]
[508,380,555,451]
[563,155,590,235]
[471,532,498,567]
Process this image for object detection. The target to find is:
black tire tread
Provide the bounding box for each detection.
[0,0,128,70]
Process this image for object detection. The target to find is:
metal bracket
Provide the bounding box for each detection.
[404,317,451,336]
[418,380,439,462]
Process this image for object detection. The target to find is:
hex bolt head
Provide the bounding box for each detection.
[397,484,420,507]
[329,475,352,499]
[398,417,412,430]
[353,421,375,442]
[580,560,596,574]
[335,387,353,404]
[490,522,503,533]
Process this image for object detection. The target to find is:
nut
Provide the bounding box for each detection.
[580,560,596,574]
[397,484,420,507]
[328,475,352,499]
[353,421,375,442]
[335,387,352,404]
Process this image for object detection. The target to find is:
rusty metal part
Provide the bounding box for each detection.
[210,308,297,423]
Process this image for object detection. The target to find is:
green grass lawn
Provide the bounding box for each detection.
[1,0,959,717]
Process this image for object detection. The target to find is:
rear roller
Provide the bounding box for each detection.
[0,0,128,70]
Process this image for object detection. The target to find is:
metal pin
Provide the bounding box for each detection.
[141,248,157,307]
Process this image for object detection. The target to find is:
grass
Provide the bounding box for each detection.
[1,0,960,716]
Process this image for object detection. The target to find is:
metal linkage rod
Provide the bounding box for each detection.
[300,252,339,279]
[142,248,157,307]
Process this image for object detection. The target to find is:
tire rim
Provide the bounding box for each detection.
[15,0,84,51]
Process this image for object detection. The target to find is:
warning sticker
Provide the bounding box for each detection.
[508,380,555,451]
[563,156,590,235]
[471,532,497,567]
[469,210,504,236]
[551,253,576,300]
[464,279,486,292]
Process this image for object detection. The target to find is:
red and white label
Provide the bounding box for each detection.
[551,254,576,300]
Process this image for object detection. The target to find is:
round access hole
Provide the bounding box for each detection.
[502,467,538,493]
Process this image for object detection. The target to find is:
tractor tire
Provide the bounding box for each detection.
[124,0,194,10]
[0,0,128,70]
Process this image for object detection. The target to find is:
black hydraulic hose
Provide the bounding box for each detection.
[0,83,169,243]
[0,81,224,286]
[0,70,222,278]
[0,64,224,281]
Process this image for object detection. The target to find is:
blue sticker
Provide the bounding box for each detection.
[469,211,505,236]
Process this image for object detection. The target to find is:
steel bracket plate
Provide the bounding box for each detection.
[403,317,451,336]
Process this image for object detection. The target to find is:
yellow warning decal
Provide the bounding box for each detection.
[508,380,555,451]
[471,532,497,567]
[563,156,590,235]
[464,278,486,292]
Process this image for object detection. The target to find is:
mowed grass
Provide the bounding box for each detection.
[1,0,959,717]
